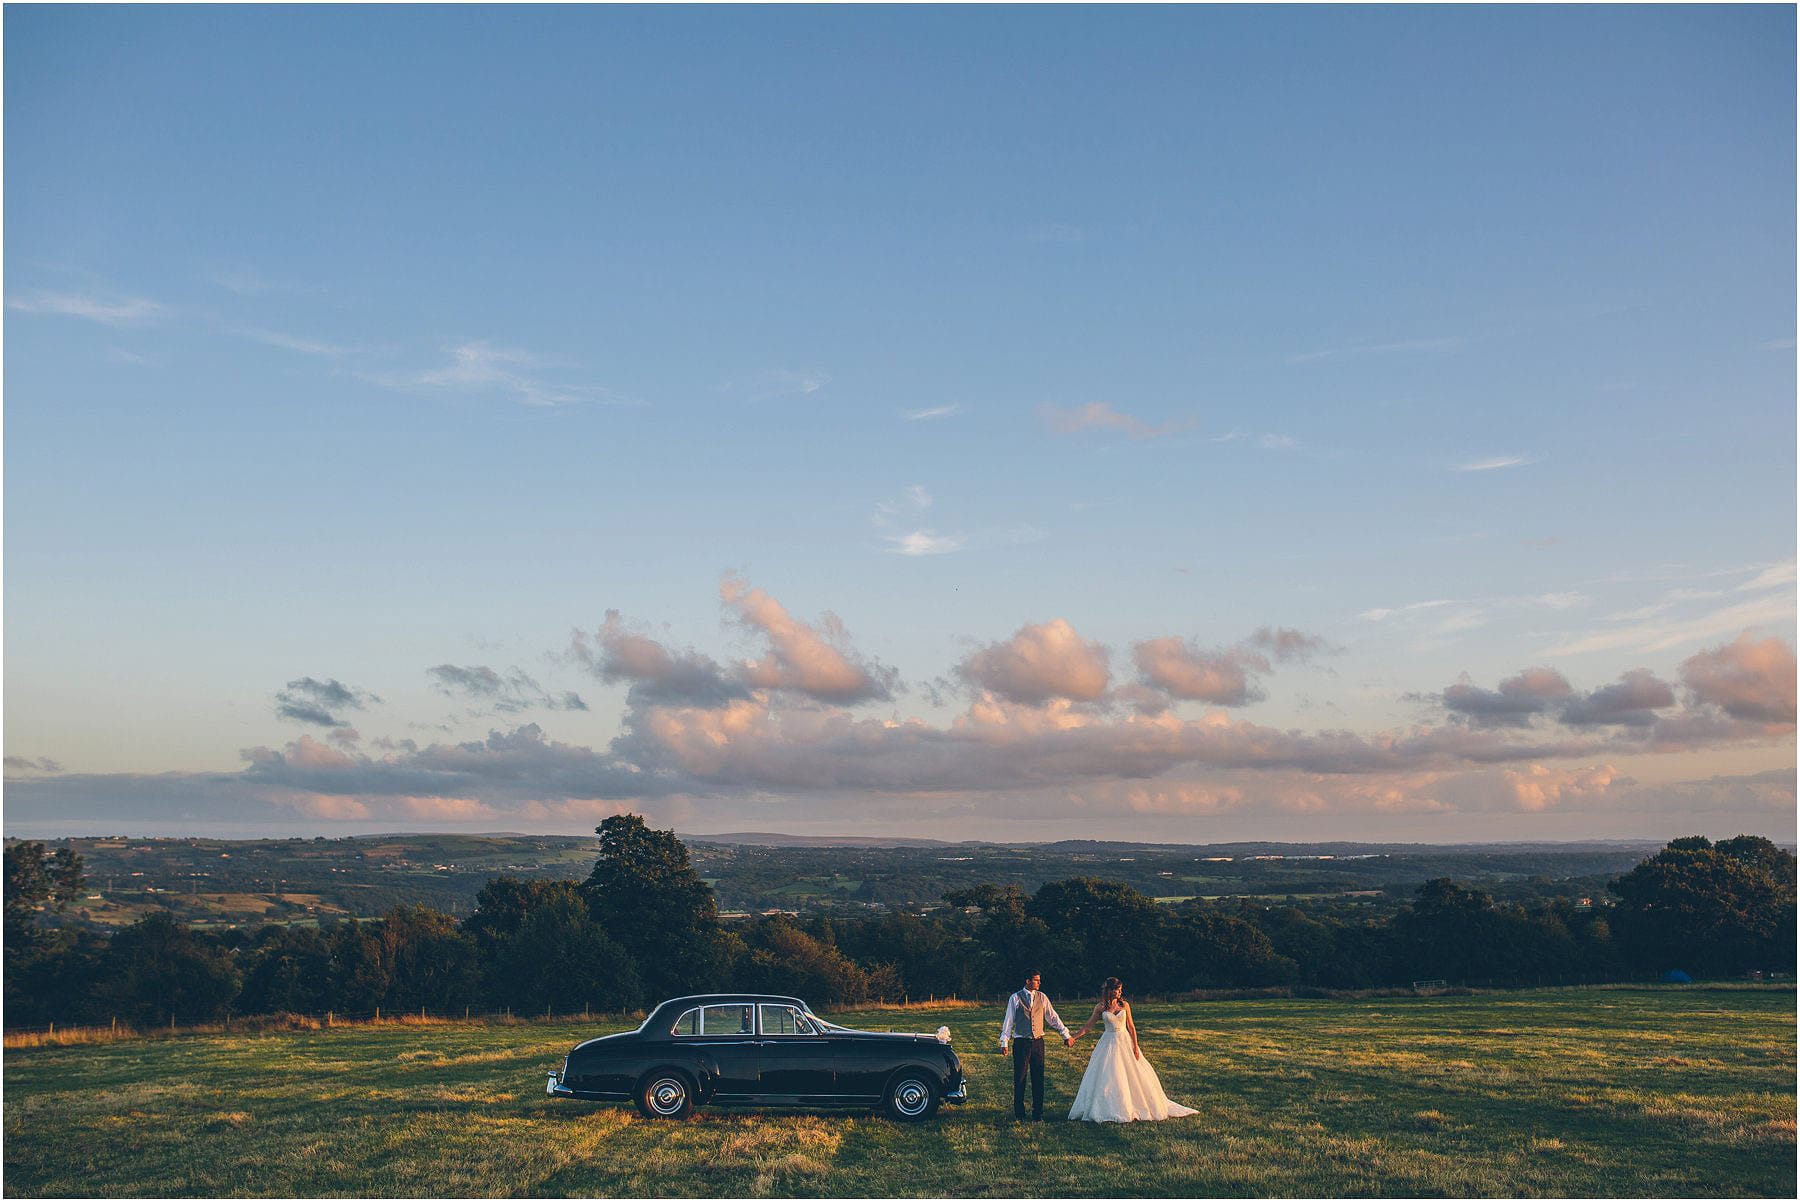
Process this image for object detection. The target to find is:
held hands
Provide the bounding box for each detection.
[1064,1035,1076,1047]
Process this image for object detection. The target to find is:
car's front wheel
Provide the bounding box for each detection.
[635,1070,696,1120]
[882,1072,939,1121]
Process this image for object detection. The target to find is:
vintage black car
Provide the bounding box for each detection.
[547,993,967,1120]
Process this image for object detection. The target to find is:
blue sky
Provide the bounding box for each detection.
[5,5,1793,841]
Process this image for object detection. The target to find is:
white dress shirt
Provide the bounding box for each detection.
[1000,988,1070,1047]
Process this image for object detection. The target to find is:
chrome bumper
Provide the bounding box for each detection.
[546,1072,576,1098]
[944,1076,968,1102]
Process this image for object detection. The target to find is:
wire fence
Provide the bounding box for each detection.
[0,995,991,1045]
[1,1003,645,1045]
[8,977,1783,1047]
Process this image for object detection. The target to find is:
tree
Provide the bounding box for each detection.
[833,911,980,999]
[733,917,873,1004]
[96,912,240,1026]
[4,842,85,949]
[238,926,333,1015]
[379,905,480,1013]
[583,815,731,998]
[325,919,389,1013]
[1388,879,1509,985]
[468,878,642,1013]
[1162,903,1293,990]
[1609,835,1797,977]
[947,883,1056,995]
[1026,878,1167,992]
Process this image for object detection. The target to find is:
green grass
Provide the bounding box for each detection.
[4,987,1793,1197]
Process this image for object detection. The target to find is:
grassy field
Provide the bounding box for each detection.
[4,986,1793,1197]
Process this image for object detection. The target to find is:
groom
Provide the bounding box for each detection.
[998,970,1074,1121]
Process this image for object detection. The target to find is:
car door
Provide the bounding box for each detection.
[756,1004,836,1099]
[696,1004,762,1099]
[829,1034,892,1102]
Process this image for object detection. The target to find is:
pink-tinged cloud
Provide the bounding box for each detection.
[394,795,502,821]
[1500,764,1621,812]
[1038,402,1194,440]
[272,791,373,821]
[573,611,746,707]
[1680,633,1797,724]
[721,574,896,703]
[1441,666,1573,728]
[1248,626,1332,662]
[957,619,1112,704]
[613,690,1614,796]
[1134,638,1269,705]
[1559,669,1676,727]
[1118,782,1248,815]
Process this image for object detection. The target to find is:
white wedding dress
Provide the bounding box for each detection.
[1067,1008,1197,1123]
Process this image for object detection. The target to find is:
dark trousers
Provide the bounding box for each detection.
[1012,1036,1045,1117]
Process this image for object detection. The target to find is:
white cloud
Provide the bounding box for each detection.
[1738,562,1797,593]
[891,531,966,557]
[904,404,961,421]
[8,291,164,325]
[1360,599,1459,622]
[1039,402,1195,440]
[234,327,351,357]
[393,340,630,407]
[742,368,831,400]
[1288,336,1466,364]
[1543,594,1797,657]
[875,485,970,555]
[1455,455,1543,472]
[1533,592,1589,611]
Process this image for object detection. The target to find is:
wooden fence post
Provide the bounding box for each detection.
[375,1005,380,1021]
[49,1021,55,1038]
[111,1016,118,1038]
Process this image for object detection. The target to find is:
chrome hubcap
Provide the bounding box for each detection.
[648,1079,686,1115]
[894,1081,929,1115]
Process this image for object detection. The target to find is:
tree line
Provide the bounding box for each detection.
[5,819,1792,1029]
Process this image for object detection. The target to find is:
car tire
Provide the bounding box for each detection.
[882,1071,939,1121]
[635,1069,696,1120]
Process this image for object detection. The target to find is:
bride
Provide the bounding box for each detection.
[1067,977,1197,1123]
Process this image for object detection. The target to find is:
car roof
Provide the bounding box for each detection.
[653,993,811,1012]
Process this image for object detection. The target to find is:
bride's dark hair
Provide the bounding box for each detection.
[1100,976,1124,999]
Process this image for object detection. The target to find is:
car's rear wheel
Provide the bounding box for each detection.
[882,1072,939,1121]
[635,1069,695,1120]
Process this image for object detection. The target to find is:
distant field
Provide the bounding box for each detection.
[4,986,1792,1197]
[28,833,1667,923]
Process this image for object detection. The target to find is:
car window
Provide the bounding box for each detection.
[760,1005,816,1035]
[670,1008,699,1036]
[700,1004,755,1035]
